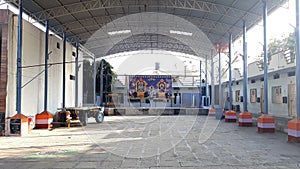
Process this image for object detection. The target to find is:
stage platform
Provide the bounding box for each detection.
[104,107,209,116]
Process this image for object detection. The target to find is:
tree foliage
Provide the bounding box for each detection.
[82,59,115,104]
[96,59,115,97]
[257,32,296,69]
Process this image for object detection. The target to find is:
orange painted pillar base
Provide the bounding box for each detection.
[288,118,300,143]
[238,111,252,127]
[225,110,236,122]
[257,114,275,133]
[208,108,215,116]
[35,111,53,129]
[9,114,29,136]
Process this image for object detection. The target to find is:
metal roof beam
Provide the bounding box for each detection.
[167,0,258,18]
[105,33,196,55]
[52,13,236,34]
[106,41,196,56]
[72,28,219,47]
[27,0,260,22]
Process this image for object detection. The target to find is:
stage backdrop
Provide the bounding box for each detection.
[129,75,172,98]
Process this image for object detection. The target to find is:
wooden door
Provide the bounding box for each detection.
[288,84,296,117]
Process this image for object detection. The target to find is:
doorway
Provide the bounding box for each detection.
[288,84,296,117]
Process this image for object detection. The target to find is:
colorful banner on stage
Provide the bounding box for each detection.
[129,75,172,98]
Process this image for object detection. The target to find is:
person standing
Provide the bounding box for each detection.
[224,97,230,111]
[222,97,230,119]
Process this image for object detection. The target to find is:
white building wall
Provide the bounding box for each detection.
[223,52,296,118]
[6,16,83,118]
[248,61,261,77]
[268,72,292,117]
[65,45,75,107]
[247,79,264,114]
[6,13,16,116]
[21,16,44,116]
[230,80,243,111]
[77,50,83,107]
[48,35,62,110]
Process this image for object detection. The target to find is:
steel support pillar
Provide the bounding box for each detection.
[211,49,215,107]
[100,60,104,106]
[263,0,269,114]
[205,55,208,103]
[44,20,49,111]
[296,0,300,118]
[16,0,23,114]
[62,33,66,108]
[243,20,248,112]
[224,34,237,123]
[218,51,222,107]
[229,34,233,110]
[199,60,202,107]
[238,20,253,126]
[75,42,79,107]
[93,56,96,105]
[257,0,275,133]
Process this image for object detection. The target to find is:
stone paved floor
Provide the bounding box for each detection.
[1,115,300,169]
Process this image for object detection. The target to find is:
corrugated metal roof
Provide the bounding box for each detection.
[6,0,287,57]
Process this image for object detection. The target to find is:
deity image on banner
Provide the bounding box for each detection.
[129,75,172,99]
[136,78,147,98]
[149,86,155,98]
[157,79,166,98]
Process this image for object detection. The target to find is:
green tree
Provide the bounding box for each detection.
[96,59,115,105]
[257,31,296,70]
